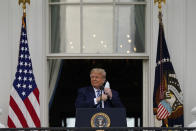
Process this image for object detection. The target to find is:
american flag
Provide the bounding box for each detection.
[7,13,41,128]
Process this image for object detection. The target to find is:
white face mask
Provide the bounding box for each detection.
[104,81,110,89]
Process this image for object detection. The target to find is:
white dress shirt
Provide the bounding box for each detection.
[93,88,104,108]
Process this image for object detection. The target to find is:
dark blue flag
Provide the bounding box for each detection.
[153,13,184,127]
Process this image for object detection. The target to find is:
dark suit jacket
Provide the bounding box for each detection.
[75,86,124,108]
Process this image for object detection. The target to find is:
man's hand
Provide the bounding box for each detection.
[104,88,112,99]
[96,94,108,102]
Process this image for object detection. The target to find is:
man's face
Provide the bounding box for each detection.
[90,72,105,89]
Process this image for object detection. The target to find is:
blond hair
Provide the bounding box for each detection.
[90,68,106,79]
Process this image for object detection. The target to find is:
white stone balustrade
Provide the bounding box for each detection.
[0,108,5,128]
[188,107,196,127]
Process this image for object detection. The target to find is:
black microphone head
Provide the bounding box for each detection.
[100,80,107,90]
[100,86,104,90]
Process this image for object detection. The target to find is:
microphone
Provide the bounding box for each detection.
[99,80,108,108]
[100,80,107,90]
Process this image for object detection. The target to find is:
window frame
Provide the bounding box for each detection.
[46,0,154,127]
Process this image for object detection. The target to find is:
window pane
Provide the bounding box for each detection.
[83,0,112,2]
[64,6,80,53]
[83,6,113,53]
[50,0,145,2]
[115,5,145,53]
[50,0,80,2]
[50,5,80,53]
[116,0,145,2]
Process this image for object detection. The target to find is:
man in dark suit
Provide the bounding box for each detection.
[75,68,123,108]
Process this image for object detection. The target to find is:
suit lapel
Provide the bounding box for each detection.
[87,86,96,99]
[87,86,111,108]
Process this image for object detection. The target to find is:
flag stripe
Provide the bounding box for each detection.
[160,110,167,119]
[9,96,28,127]
[157,104,163,111]
[8,106,22,127]
[24,98,41,127]
[157,109,165,118]
[157,109,163,117]
[157,104,164,115]
[11,87,35,127]
[33,87,40,104]
[8,116,16,128]
[29,91,40,118]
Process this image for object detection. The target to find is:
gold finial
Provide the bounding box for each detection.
[19,0,30,13]
[154,0,166,12]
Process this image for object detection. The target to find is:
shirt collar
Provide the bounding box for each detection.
[93,87,100,92]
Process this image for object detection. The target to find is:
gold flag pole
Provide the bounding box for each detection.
[154,0,166,23]
[18,0,30,28]
[19,0,30,13]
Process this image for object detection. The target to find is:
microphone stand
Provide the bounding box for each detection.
[100,86,104,108]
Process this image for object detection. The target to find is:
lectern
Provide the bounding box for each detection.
[75,108,127,128]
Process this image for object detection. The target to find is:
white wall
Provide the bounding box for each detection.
[0,0,196,127]
[184,0,196,126]
[0,0,12,127]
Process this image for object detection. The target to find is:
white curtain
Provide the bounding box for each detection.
[49,2,63,108]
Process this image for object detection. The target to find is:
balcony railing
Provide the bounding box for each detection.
[0,127,196,131]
